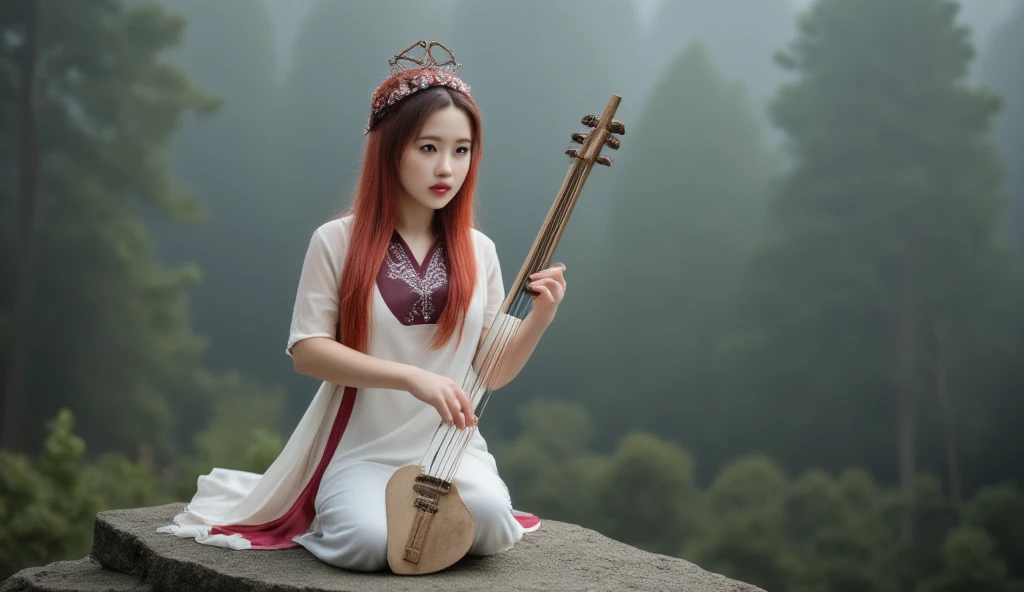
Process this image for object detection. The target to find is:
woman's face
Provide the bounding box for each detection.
[397,105,474,216]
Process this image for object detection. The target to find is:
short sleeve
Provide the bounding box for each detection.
[286,226,343,357]
[482,237,505,331]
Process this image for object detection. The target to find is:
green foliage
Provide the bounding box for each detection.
[597,433,699,556]
[0,411,92,579]
[494,401,1023,592]
[963,484,1024,580]
[0,410,168,580]
[916,526,1011,592]
[0,405,284,579]
[910,475,964,576]
[685,456,795,591]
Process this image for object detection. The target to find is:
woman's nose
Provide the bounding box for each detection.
[436,157,452,177]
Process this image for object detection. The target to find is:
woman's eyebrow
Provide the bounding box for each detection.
[418,135,472,143]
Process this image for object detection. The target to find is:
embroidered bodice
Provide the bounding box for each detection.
[376,230,449,326]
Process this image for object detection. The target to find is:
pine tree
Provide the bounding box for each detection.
[977,6,1024,487]
[564,43,773,473]
[717,0,1014,542]
[643,0,797,137]
[0,0,218,455]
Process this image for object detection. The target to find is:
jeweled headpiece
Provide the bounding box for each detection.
[364,40,472,135]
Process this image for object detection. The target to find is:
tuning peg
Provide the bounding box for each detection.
[565,148,581,159]
[581,115,626,135]
[571,132,588,145]
[604,136,620,150]
[596,155,613,166]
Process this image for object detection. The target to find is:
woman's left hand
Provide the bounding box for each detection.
[527,263,567,325]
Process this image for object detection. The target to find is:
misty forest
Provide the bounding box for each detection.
[2,0,1023,590]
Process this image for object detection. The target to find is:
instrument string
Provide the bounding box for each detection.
[427,159,590,482]
[426,289,528,478]
[439,291,532,481]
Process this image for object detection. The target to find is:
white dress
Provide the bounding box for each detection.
[157,215,537,572]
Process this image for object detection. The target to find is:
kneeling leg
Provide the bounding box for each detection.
[294,461,391,572]
[454,454,524,557]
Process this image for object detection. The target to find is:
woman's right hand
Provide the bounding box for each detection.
[405,367,477,430]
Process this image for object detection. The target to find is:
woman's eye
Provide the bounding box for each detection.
[420,144,436,152]
[456,146,469,154]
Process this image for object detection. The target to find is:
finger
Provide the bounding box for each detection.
[455,387,473,414]
[529,267,566,281]
[527,274,559,296]
[532,272,564,289]
[443,391,465,429]
[455,389,474,426]
[445,388,462,413]
[437,403,454,426]
[530,279,562,302]
[445,399,457,426]
[529,284,552,303]
[447,391,467,429]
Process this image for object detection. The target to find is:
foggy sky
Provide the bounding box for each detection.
[264,0,1019,83]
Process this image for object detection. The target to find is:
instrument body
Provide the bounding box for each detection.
[385,466,475,575]
[386,95,625,574]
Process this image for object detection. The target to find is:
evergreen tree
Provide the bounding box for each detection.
[0,0,219,456]
[0,410,168,579]
[564,42,773,475]
[716,0,1015,541]
[976,4,1024,490]
[643,0,797,140]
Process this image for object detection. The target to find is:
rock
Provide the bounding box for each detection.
[4,504,765,592]
[0,558,151,592]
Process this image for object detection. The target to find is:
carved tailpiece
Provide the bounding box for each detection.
[403,474,451,563]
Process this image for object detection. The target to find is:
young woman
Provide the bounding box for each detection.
[159,41,567,573]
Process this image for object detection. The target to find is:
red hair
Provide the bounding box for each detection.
[336,85,483,354]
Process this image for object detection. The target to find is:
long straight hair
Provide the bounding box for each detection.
[337,86,483,354]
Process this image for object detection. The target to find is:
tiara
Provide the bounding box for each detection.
[365,41,472,135]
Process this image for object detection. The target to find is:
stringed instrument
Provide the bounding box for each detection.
[385,95,626,575]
